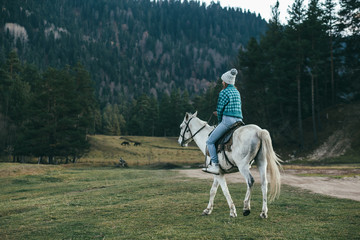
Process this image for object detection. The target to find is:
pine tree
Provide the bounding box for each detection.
[159,93,172,136]
[148,95,159,136]
[103,104,120,135]
[287,0,306,148]
[303,0,327,143]
[0,50,30,157]
[259,0,287,129]
[323,0,337,104]
[337,0,360,99]
[238,37,270,127]
[73,62,97,137]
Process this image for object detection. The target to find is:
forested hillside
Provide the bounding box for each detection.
[0,0,266,104]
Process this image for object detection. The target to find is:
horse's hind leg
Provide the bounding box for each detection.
[202,177,219,216]
[257,154,268,218]
[239,164,255,216]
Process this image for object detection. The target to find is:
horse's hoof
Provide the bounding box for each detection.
[243,209,251,216]
[260,212,268,219]
[230,212,237,218]
[202,209,211,216]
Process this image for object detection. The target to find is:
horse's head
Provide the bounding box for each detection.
[178,111,198,147]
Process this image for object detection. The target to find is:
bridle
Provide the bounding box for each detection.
[180,117,207,146]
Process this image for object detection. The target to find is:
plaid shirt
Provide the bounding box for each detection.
[216,85,243,122]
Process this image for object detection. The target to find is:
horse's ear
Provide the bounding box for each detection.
[185,112,190,121]
[193,111,198,117]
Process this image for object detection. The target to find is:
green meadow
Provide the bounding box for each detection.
[0,135,359,239]
[1,164,359,239]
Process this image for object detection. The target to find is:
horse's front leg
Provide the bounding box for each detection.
[217,174,237,218]
[202,177,219,216]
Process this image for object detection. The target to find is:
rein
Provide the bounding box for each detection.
[180,117,207,146]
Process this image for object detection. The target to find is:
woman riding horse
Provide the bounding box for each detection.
[203,68,243,175]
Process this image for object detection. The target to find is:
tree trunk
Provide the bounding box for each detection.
[297,64,304,149]
[315,73,321,132]
[330,34,335,104]
[310,72,317,144]
[277,77,285,122]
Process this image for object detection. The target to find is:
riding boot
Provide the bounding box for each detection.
[202,164,220,175]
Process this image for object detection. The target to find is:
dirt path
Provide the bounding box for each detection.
[177,169,360,202]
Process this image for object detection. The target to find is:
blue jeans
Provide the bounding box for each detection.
[206,115,242,164]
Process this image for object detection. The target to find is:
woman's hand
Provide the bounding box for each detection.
[213,111,218,116]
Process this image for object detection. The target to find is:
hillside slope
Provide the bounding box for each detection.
[82,135,203,166]
[287,102,360,163]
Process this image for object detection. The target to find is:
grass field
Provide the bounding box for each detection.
[80,135,204,167]
[1,163,359,240]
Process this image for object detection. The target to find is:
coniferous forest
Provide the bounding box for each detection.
[0,0,359,163]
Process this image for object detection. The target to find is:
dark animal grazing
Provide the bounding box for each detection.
[134,142,141,146]
[121,141,130,146]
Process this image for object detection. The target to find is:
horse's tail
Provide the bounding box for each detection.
[259,129,283,202]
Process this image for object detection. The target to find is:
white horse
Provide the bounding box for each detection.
[178,112,282,218]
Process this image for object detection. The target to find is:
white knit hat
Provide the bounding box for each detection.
[221,68,238,85]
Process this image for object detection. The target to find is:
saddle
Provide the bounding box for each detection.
[206,120,245,157]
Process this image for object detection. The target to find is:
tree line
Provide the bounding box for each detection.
[0,51,197,163]
[236,0,359,149]
[0,51,97,163]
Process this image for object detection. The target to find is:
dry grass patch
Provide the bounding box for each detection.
[81,135,204,166]
[0,163,63,178]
